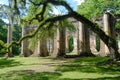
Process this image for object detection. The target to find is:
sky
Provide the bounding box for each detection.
[67,0,84,10]
[0,0,8,5]
[0,0,84,23]
[0,0,84,10]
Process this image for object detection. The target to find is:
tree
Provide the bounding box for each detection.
[77,0,120,58]
[77,0,120,19]
[0,19,7,42]
[77,0,120,28]
[0,19,7,56]
[6,0,120,61]
[0,2,16,57]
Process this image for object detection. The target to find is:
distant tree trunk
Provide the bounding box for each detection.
[7,20,13,57]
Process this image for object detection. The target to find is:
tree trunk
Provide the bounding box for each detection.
[7,23,13,57]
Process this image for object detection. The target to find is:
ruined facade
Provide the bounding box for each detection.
[20,13,120,57]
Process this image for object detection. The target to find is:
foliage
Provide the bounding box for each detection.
[68,35,74,52]
[77,0,120,27]
[0,19,7,42]
[96,35,100,51]
[77,0,120,18]
[12,25,22,55]
[0,19,21,55]
[2,0,119,59]
[0,19,7,55]
[0,40,7,55]
[115,21,120,28]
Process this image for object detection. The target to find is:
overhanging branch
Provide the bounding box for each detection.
[7,13,72,49]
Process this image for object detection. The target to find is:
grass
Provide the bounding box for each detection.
[0,56,120,80]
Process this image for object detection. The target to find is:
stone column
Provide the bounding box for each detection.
[104,13,110,55]
[20,27,27,56]
[90,32,98,53]
[40,37,49,57]
[65,30,68,53]
[47,38,54,54]
[79,22,91,55]
[38,41,40,56]
[31,41,40,57]
[57,27,66,57]
[52,28,59,57]
[20,27,32,57]
[99,13,115,56]
[99,40,106,56]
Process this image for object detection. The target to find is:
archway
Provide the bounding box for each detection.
[68,35,74,53]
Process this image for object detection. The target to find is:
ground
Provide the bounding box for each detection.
[0,56,120,80]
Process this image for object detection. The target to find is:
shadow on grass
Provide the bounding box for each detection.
[0,69,119,80]
[72,57,109,64]
[56,57,120,74]
[0,58,22,68]
[0,70,61,80]
[57,64,120,73]
[60,76,120,80]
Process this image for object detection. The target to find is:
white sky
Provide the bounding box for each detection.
[52,0,84,15]
[73,0,84,5]
[0,1,3,5]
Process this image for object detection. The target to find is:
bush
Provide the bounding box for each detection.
[0,40,7,56]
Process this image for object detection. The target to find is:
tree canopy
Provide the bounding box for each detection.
[77,0,120,18]
[0,0,120,60]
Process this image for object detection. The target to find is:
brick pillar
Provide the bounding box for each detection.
[66,30,68,53]
[99,13,115,56]
[40,37,49,57]
[52,29,59,57]
[104,13,110,55]
[31,41,40,57]
[20,27,32,57]
[90,32,98,53]
[47,38,54,54]
[21,27,27,56]
[57,27,66,57]
[79,22,91,54]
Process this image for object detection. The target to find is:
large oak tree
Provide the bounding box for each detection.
[3,0,120,61]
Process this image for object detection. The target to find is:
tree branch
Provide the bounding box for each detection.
[7,13,72,49]
[7,0,120,59]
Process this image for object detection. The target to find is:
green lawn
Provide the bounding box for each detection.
[0,57,120,80]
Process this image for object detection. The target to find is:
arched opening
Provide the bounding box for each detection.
[95,35,100,52]
[68,35,74,53]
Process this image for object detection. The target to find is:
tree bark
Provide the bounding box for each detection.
[7,23,13,57]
